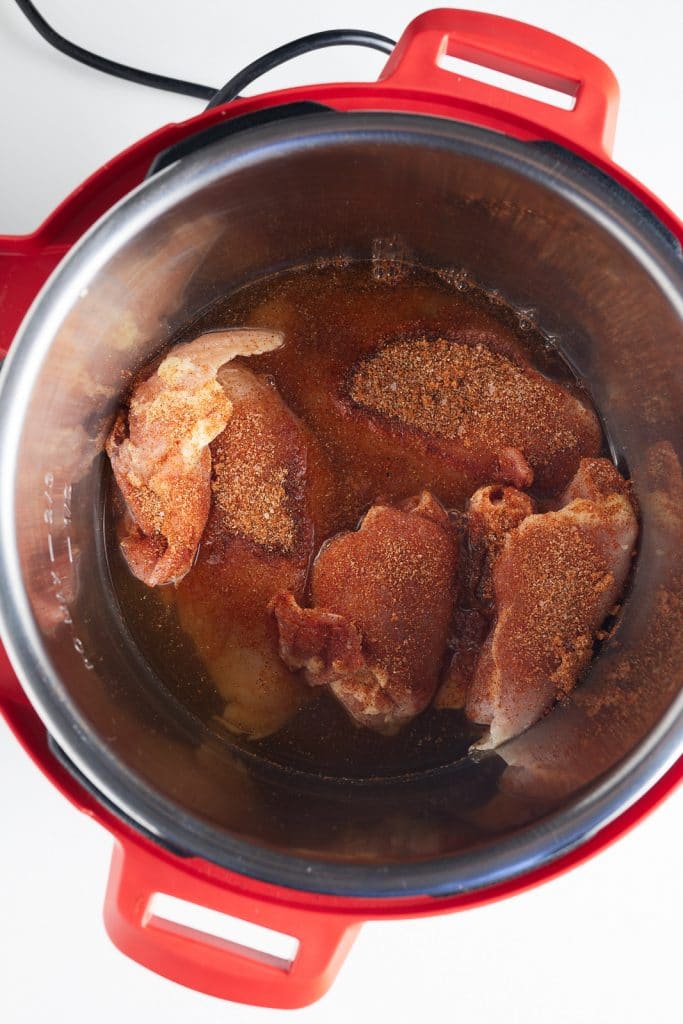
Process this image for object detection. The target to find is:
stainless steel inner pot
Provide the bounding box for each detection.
[0,112,681,897]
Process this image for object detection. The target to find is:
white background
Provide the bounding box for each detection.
[0,1,681,1021]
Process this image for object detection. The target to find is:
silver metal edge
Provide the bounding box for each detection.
[0,111,681,898]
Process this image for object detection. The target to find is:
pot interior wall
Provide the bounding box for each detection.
[6,115,683,872]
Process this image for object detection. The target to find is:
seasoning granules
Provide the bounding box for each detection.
[212,407,295,553]
[349,337,597,486]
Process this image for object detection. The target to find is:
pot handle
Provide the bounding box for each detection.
[104,839,361,1009]
[379,9,619,157]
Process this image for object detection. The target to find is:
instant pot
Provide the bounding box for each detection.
[0,9,681,1009]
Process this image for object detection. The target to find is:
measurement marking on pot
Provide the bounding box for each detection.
[49,569,73,626]
[43,471,94,670]
[63,483,72,522]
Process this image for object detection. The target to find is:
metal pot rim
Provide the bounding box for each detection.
[1,111,681,899]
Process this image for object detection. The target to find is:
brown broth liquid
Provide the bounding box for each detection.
[107,260,599,782]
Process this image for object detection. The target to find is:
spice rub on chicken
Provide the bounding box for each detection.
[436,484,535,711]
[172,367,337,739]
[106,264,641,778]
[348,337,601,496]
[466,458,638,748]
[272,492,458,734]
[106,329,283,586]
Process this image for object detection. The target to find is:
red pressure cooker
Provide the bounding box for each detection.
[0,9,681,1010]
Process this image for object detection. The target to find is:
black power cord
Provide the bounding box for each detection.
[206,29,396,108]
[14,0,216,100]
[13,0,396,109]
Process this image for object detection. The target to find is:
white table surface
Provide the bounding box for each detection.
[1,2,681,1022]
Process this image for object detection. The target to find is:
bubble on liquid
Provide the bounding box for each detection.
[371,237,411,285]
[436,267,471,292]
[517,308,538,331]
[486,288,506,307]
[314,254,352,270]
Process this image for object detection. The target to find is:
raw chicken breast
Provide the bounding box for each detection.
[106,329,283,586]
[494,442,682,804]
[348,336,601,496]
[466,458,638,748]
[436,484,534,710]
[273,492,458,734]
[173,367,336,739]
[462,484,536,609]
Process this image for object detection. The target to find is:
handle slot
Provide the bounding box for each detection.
[147,892,299,970]
[438,51,577,110]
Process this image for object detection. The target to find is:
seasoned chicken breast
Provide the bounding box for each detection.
[347,336,601,497]
[463,484,536,609]
[495,442,682,803]
[273,492,458,734]
[172,367,336,739]
[466,459,638,748]
[106,329,283,586]
[436,484,534,710]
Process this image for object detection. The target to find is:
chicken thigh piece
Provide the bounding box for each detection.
[348,337,601,495]
[273,492,458,734]
[173,367,336,739]
[107,329,283,586]
[466,458,638,748]
[436,484,534,710]
[463,484,536,609]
